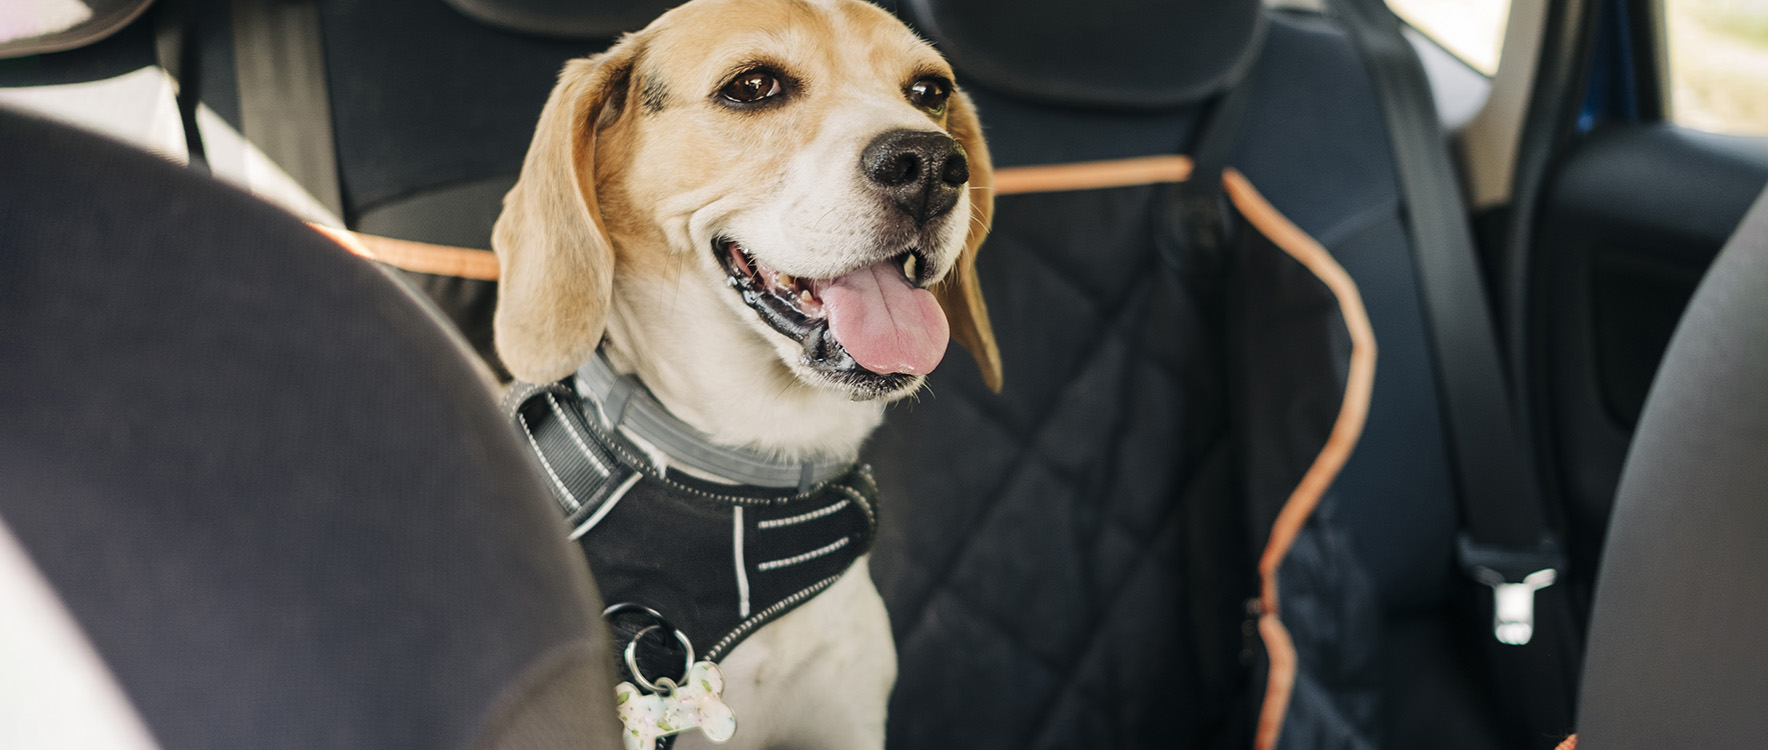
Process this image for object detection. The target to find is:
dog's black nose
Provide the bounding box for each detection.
[861,129,969,224]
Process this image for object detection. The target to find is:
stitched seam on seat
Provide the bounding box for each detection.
[921,426,1219,686]
[1016,436,1231,747]
[1311,195,1399,248]
[891,229,1233,744]
[1004,230,1115,318]
[912,430,1231,745]
[896,271,1167,637]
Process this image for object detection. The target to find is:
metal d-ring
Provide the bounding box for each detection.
[622,624,696,695]
[602,602,668,623]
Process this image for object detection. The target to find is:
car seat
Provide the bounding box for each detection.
[0,108,622,750]
[863,0,1575,748]
[1569,187,1768,748]
[0,1,1583,747]
[220,1,1543,746]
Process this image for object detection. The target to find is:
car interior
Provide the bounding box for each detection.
[3,0,1767,748]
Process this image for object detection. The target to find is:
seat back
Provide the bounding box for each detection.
[1574,188,1768,748]
[862,2,1497,747]
[0,109,622,750]
[1,2,1527,746]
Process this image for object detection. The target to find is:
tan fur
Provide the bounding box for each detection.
[492,49,637,384]
[493,0,998,393]
[936,89,1001,391]
[492,0,998,745]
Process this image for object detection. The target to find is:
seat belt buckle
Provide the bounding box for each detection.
[1457,535,1564,646]
[1472,566,1557,645]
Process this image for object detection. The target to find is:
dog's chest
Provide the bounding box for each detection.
[577,466,879,662]
[505,379,880,664]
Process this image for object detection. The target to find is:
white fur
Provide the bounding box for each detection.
[600,86,972,461]
[674,557,896,750]
[494,2,995,745]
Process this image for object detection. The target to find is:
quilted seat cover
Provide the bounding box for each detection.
[862,13,1435,749]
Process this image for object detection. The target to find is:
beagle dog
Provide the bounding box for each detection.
[490,0,998,747]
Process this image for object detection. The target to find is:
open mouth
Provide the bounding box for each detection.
[715,239,947,392]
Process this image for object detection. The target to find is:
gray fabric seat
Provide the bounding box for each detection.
[1573,187,1768,748]
[0,108,622,750]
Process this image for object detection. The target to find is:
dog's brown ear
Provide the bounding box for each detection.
[937,88,1002,392]
[492,40,641,383]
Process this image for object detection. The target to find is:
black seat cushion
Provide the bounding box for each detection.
[900,0,1263,109]
[866,10,1494,748]
[317,0,595,223]
[442,0,678,39]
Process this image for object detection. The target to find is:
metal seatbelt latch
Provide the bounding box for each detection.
[1470,566,1557,645]
[1458,534,1564,646]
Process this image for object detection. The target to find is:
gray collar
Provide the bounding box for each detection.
[573,351,851,491]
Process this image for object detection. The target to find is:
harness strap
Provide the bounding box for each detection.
[506,381,642,537]
[504,375,881,675]
[575,351,848,490]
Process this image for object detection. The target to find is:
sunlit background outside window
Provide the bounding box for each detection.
[1667,0,1768,137]
[1387,0,1509,75]
[1389,0,1768,138]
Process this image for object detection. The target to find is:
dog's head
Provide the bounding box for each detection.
[492,0,999,401]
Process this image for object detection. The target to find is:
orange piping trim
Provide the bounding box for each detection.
[308,165,1374,749]
[994,155,1194,195]
[309,223,501,280]
[307,156,1199,280]
[1224,169,1377,750]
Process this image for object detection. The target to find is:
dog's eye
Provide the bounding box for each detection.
[721,71,783,103]
[907,77,951,114]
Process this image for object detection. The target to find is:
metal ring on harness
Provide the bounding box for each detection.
[623,625,695,694]
[602,601,672,625]
[602,602,698,693]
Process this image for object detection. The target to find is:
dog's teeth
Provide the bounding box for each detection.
[799,289,814,303]
[777,272,795,287]
[902,254,917,280]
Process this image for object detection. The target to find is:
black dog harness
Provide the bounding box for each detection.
[504,353,880,683]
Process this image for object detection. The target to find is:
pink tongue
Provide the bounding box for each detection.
[820,260,949,375]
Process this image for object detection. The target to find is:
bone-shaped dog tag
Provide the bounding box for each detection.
[615,661,738,750]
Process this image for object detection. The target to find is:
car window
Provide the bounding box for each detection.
[1388,0,1510,75]
[1665,0,1768,137]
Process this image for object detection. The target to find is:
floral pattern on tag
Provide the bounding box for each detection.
[615,661,738,750]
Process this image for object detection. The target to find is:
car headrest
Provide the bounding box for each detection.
[902,0,1266,110]
[0,0,155,58]
[442,0,678,38]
